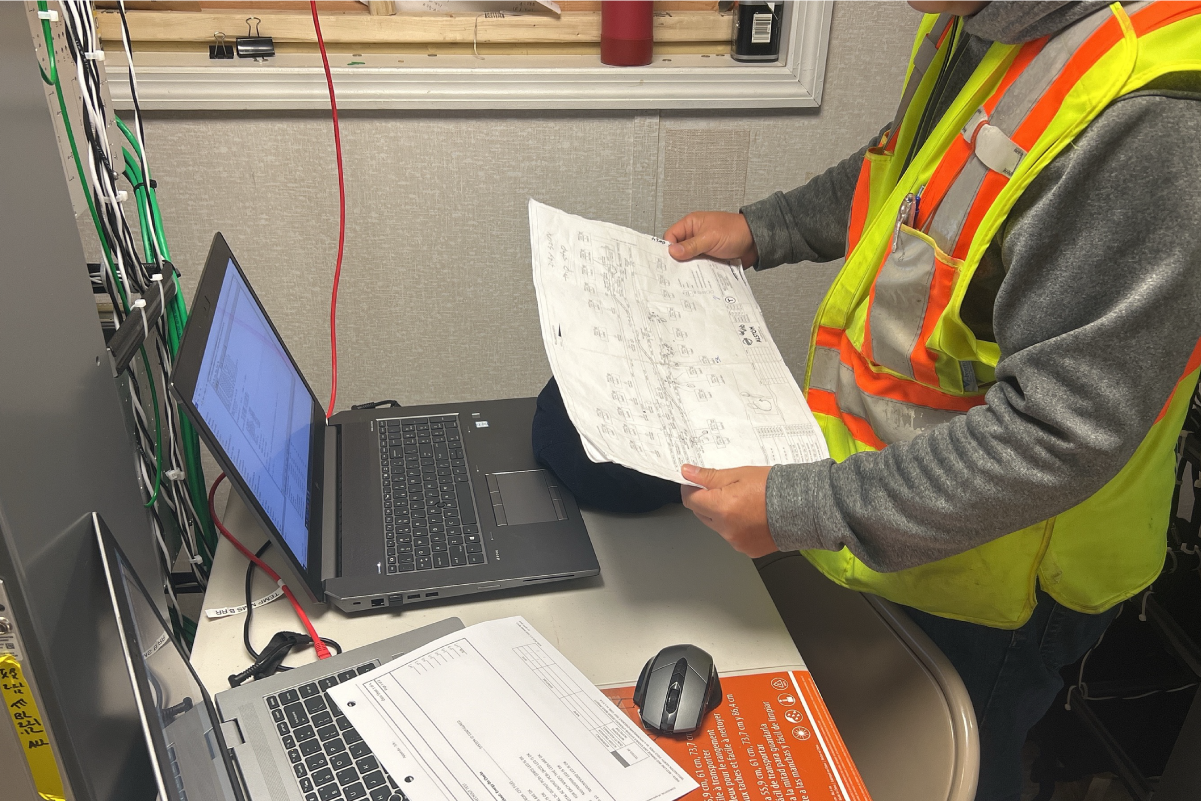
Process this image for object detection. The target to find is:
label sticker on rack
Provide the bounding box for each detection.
[1,655,66,800]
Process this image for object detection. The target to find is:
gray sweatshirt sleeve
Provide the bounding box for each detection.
[766,93,1201,572]
[740,140,876,269]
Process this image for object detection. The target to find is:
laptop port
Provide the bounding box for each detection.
[371,598,385,608]
[425,592,439,598]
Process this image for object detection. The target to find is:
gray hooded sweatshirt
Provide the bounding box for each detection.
[740,2,1201,577]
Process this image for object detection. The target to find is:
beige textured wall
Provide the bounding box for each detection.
[138,1,916,412]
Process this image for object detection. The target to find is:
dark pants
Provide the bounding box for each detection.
[903,592,1120,801]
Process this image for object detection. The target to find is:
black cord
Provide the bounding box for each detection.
[243,540,272,661]
[242,540,342,670]
[351,399,402,411]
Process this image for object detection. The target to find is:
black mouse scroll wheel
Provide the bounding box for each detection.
[665,682,683,714]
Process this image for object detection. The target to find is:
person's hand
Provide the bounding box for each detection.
[664,211,759,268]
[679,464,777,557]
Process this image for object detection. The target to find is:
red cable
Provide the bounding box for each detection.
[311,1,346,419]
[208,473,332,660]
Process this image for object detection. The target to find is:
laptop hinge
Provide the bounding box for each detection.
[322,424,339,582]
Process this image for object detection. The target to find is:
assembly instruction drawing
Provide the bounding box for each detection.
[529,199,828,484]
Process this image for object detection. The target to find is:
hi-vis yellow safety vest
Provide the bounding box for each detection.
[801,2,1201,628]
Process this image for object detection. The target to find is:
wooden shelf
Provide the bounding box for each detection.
[95,9,733,48]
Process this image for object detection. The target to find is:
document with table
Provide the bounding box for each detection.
[528,199,828,484]
[329,617,698,801]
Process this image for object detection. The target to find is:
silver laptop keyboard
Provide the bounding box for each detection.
[378,416,486,573]
[266,663,408,801]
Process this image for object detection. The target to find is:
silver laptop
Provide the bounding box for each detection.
[96,515,461,801]
[172,233,599,613]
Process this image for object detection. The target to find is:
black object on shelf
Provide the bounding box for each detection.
[236,17,275,60]
[731,1,784,64]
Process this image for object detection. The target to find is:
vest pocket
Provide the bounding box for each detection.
[863,224,996,394]
[864,225,949,380]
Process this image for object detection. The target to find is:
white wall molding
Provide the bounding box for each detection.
[106,2,832,112]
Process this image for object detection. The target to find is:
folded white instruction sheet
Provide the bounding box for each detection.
[328,616,698,801]
[529,199,828,484]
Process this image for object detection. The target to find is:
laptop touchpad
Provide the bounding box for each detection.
[488,470,566,526]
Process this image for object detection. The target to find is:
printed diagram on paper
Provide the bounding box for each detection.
[327,617,696,801]
[529,200,827,483]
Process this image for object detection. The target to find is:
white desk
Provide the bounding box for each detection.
[192,494,977,801]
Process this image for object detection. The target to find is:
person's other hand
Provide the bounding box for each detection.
[664,212,759,268]
[679,464,776,557]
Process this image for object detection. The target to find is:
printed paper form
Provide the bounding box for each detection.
[528,200,828,484]
[328,617,697,801]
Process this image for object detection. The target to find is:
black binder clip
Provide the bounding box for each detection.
[236,17,275,60]
[209,31,234,59]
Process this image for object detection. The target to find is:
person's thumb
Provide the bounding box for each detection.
[681,463,725,488]
[668,230,718,262]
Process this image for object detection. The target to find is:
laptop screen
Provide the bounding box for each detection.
[192,259,316,568]
[105,538,243,801]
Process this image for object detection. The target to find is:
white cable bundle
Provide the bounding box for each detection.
[55,1,210,625]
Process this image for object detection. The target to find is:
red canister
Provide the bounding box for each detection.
[601,1,653,66]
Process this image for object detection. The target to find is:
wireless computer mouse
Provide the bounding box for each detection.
[633,644,723,734]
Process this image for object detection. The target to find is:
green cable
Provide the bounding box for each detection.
[119,118,219,568]
[117,117,174,262]
[36,9,54,86]
[123,155,155,264]
[139,349,164,508]
[44,3,214,598]
[37,0,128,311]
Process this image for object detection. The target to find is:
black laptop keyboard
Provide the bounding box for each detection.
[266,663,407,801]
[378,416,486,573]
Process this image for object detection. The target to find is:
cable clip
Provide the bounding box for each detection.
[84,50,105,61]
[37,9,59,21]
[151,272,165,314]
[132,298,149,339]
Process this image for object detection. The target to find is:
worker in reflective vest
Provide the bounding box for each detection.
[666,2,1201,799]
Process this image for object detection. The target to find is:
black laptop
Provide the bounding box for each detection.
[172,233,599,613]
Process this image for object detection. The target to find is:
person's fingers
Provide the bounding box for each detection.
[668,229,720,262]
[681,463,735,489]
[680,485,719,522]
[663,214,696,245]
[682,488,725,527]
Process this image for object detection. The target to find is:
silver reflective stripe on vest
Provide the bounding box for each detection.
[868,227,937,379]
[809,345,966,444]
[927,5,1116,253]
[889,13,956,140]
